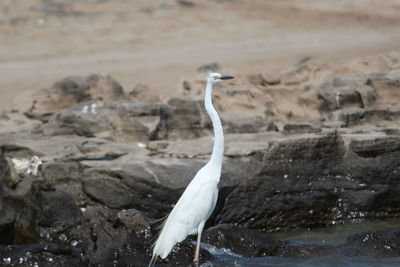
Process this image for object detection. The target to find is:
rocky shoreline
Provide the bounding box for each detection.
[1,54,400,265]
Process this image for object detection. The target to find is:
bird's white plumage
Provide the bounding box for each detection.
[149,73,233,266]
[152,164,219,259]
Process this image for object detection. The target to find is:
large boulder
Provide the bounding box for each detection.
[316,69,400,114]
[164,98,212,140]
[32,74,126,112]
[217,131,400,231]
[316,76,376,113]
[42,101,168,143]
[0,143,212,266]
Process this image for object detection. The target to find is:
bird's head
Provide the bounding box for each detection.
[207,72,234,84]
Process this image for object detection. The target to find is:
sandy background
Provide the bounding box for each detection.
[1,0,400,111]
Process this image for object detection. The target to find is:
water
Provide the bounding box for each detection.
[272,218,400,246]
[205,254,400,267]
[202,219,400,267]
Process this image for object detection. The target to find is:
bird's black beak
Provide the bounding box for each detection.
[220,75,235,80]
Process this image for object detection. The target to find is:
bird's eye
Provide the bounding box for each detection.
[213,76,220,79]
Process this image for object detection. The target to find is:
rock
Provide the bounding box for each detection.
[38,190,80,230]
[340,229,400,257]
[32,74,126,112]
[0,243,84,266]
[203,224,283,257]
[316,78,376,112]
[2,65,400,266]
[222,115,278,134]
[165,98,212,140]
[217,129,400,231]
[0,112,42,135]
[84,73,125,101]
[366,69,400,108]
[116,209,150,233]
[82,173,137,209]
[144,132,277,189]
[33,76,89,111]
[128,83,161,102]
[283,118,323,134]
[42,101,168,143]
[316,69,400,114]
[332,108,400,127]
[204,224,400,259]
[0,145,213,266]
[218,86,271,111]
[261,71,281,85]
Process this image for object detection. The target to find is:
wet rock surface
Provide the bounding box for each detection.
[2,60,400,265]
[204,224,400,259]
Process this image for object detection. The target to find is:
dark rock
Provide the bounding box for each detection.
[217,130,400,231]
[217,132,346,231]
[203,224,283,257]
[340,229,400,257]
[203,224,400,259]
[0,150,212,266]
[82,174,137,209]
[81,168,178,219]
[0,242,84,266]
[38,190,81,229]
[116,209,150,233]
[275,242,337,258]
[347,134,400,158]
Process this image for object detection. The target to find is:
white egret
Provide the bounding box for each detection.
[149,73,234,267]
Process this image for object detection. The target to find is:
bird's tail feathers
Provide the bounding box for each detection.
[148,214,169,225]
[148,253,157,267]
[148,215,169,266]
[149,217,168,248]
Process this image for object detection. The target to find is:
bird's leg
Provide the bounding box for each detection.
[193,231,202,267]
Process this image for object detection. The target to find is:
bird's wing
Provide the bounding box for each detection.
[152,173,218,259]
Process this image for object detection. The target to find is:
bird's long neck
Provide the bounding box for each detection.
[205,81,224,172]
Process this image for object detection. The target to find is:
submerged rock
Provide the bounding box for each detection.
[204,224,400,259]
